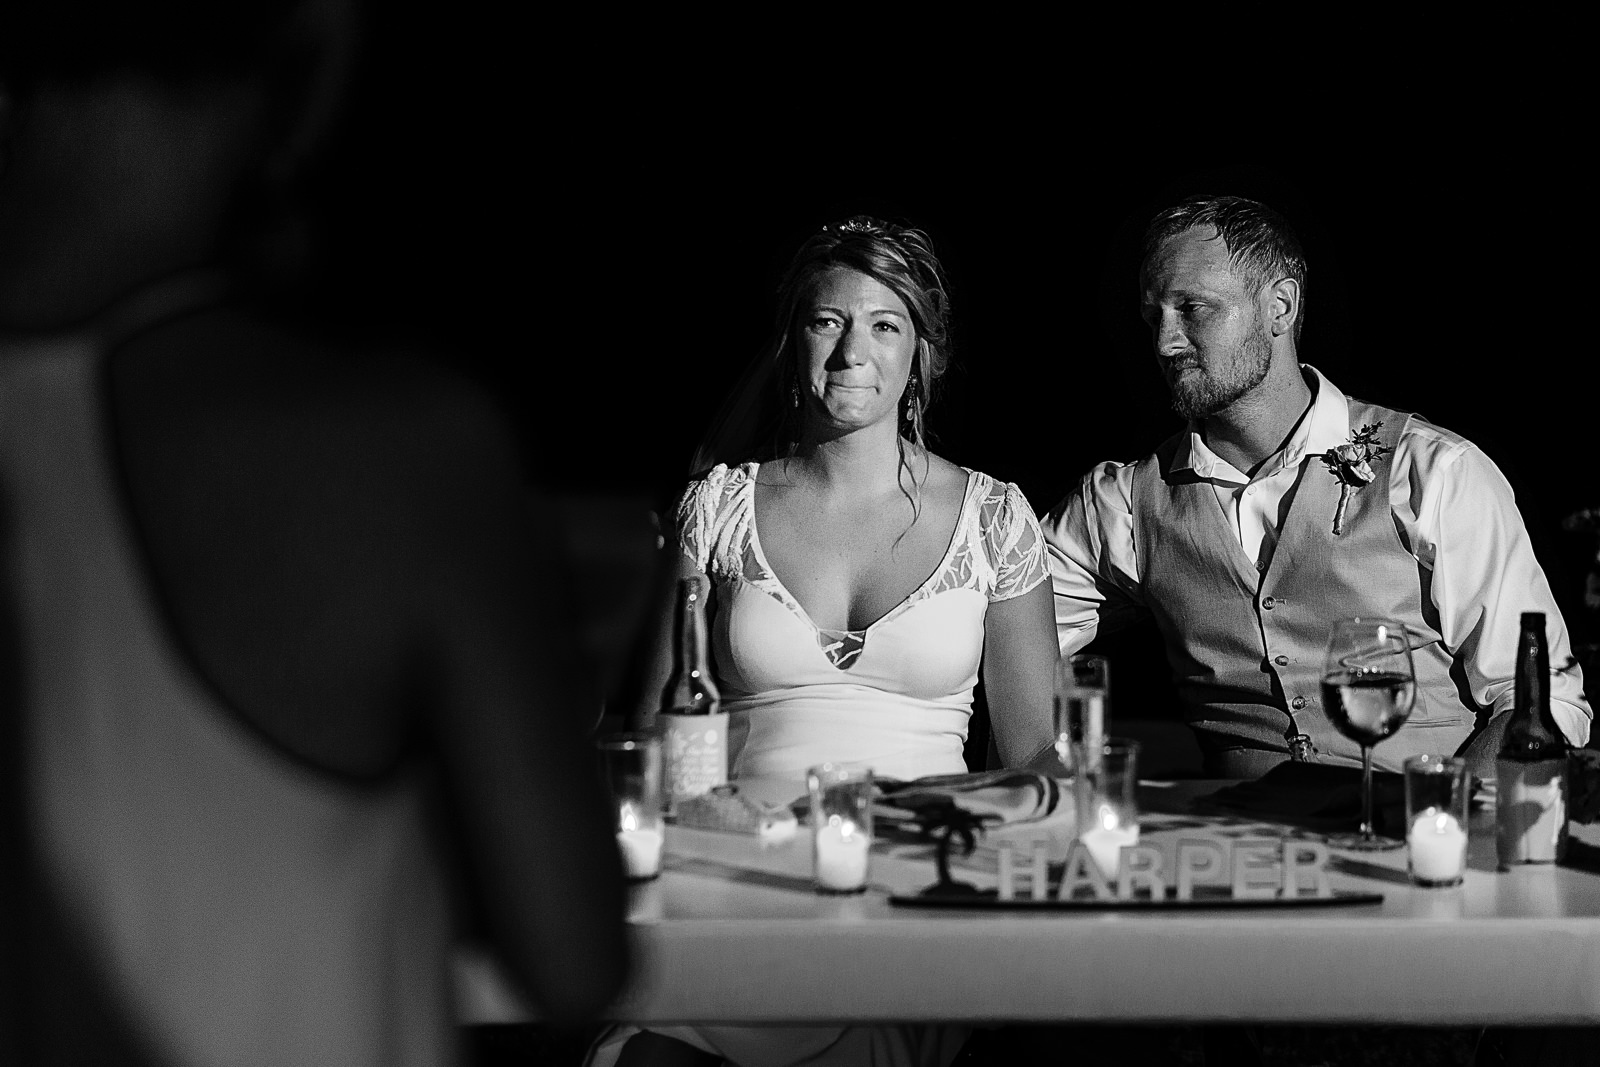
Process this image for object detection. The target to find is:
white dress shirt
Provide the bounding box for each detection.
[1046,366,1591,745]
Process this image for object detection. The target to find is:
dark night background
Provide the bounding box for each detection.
[501,96,1591,645]
[13,0,1587,660]
[319,35,1593,696]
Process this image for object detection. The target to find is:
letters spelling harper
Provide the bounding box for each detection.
[995,837,1333,902]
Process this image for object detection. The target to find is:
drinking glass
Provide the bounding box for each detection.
[1054,653,1109,775]
[1322,617,1417,851]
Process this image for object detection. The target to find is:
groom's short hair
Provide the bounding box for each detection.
[1141,196,1309,342]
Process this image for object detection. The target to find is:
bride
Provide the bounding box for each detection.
[597,216,1062,1067]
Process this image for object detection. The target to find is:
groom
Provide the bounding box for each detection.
[1044,195,1589,779]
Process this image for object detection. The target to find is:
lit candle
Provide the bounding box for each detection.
[1079,804,1139,879]
[616,802,664,880]
[814,817,870,892]
[1407,810,1467,885]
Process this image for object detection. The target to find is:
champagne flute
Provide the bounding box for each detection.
[1322,617,1417,851]
[1054,653,1109,775]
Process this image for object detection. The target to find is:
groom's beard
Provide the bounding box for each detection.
[1169,318,1273,420]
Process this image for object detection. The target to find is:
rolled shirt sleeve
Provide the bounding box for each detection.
[1048,423,1591,749]
[1043,461,1148,658]
[1394,420,1591,746]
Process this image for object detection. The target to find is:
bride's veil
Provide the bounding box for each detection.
[688,332,792,477]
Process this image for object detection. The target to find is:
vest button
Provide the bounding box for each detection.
[1262,596,1276,610]
[1291,696,1307,710]
[1274,655,1289,667]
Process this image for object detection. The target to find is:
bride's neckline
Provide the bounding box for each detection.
[744,460,978,640]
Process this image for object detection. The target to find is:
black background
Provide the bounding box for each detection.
[15,0,1591,647]
[368,58,1592,655]
[492,98,1589,631]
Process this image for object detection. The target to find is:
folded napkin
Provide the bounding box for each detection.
[876,769,1064,828]
[1196,761,1405,836]
[674,784,799,841]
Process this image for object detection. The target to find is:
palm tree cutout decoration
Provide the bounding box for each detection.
[906,796,996,897]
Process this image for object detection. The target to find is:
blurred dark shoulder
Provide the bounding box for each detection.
[107,298,539,778]
[111,297,526,505]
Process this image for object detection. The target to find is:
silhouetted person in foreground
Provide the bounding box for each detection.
[0,3,627,1064]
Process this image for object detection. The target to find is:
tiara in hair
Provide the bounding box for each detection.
[823,216,894,238]
[816,216,947,306]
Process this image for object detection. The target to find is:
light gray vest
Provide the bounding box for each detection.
[1131,396,1479,772]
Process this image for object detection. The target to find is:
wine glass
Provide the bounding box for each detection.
[1322,617,1417,851]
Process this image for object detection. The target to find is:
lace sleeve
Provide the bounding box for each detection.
[672,464,750,577]
[986,480,1049,602]
[672,480,709,572]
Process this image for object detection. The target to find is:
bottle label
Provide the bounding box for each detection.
[1495,757,1569,866]
[661,711,729,812]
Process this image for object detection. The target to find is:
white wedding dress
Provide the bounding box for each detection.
[587,461,1047,1067]
[682,461,1047,784]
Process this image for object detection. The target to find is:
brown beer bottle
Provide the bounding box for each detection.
[659,575,727,813]
[1495,612,1570,866]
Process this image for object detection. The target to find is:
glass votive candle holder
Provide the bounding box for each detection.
[1054,653,1109,775]
[807,763,874,894]
[597,732,665,881]
[1404,754,1469,888]
[1075,738,1140,879]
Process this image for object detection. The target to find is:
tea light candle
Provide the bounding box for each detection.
[815,818,870,892]
[1080,804,1138,879]
[1408,810,1467,885]
[616,803,664,880]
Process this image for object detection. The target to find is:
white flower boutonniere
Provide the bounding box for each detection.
[1320,422,1392,535]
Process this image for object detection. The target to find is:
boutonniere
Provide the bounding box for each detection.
[1320,422,1392,535]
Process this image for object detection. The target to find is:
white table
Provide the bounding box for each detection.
[457,780,1600,1027]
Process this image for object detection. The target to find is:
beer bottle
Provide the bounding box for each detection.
[659,575,727,813]
[1495,612,1570,867]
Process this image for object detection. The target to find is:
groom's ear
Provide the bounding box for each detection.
[1264,277,1301,338]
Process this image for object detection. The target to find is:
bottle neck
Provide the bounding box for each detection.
[666,583,719,715]
[1502,623,1564,760]
[1516,622,1550,707]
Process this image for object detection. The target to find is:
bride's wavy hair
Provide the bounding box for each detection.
[691,216,953,475]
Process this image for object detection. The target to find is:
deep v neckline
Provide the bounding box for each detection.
[746,463,977,665]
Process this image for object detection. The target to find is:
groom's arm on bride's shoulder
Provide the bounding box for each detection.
[1042,461,1150,658]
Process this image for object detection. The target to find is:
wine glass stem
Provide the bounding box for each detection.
[1359,745,1375,841]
